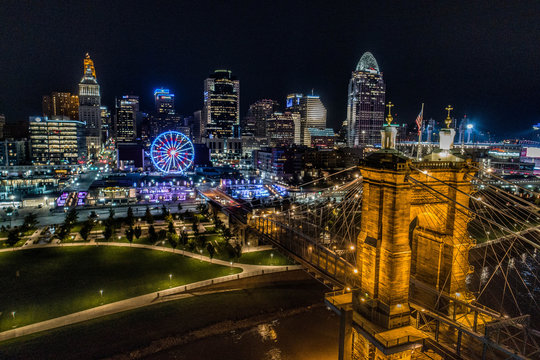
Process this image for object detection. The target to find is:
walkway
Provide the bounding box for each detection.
[0,268,297,343]
[0,242,302,342]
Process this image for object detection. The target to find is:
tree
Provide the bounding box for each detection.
[167,233,178,252]
[126,206,135,227]
[161,204,169,218]
[145,207,154,224]
[64,208,79,228]
[234,243,242,259]
[125,226,134,246]
[180,230,189,246]
[22,212,38,233]
[197,202,209,216]
[103,224,113,242]
[88,211,98,223]
[206,242,215,260]
[79,220,94,242]
[6,229,20,247]
[134,225,142,240]
[164,213,174,225]
[158,229,167,242]
[221,226,233,244]
[148,225,157,243]
[168,220,176,235]
[177,203,183,213]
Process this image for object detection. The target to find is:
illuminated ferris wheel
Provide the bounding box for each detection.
[150,131,195,174]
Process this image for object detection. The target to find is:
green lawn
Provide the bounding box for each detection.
[0,246,242,331]
[236,250,295,265]
[0,281,326,360]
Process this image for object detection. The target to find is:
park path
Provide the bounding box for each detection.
[0,242,302,342]
[0,267,299,343]
[0,241,286,272]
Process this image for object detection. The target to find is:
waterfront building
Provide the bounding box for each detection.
[203,70,240,138]
[114,95,139,143]
[78,53,101,157]
[346,52,386,147]
[29,116,84,165]
[42,92,79,120]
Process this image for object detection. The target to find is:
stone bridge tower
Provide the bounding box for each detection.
[333,105,476,360]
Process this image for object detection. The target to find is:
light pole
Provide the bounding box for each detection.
[169,274,172,287]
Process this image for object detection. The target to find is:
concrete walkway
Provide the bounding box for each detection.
[0,268,298,343]
[0,241,291,273]
[0,242,302,342]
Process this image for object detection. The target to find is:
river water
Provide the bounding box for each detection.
[147,306,339,360]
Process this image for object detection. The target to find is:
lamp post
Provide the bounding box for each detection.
[169,274,172,287]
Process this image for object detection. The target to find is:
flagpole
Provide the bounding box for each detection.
[416,103,424,160]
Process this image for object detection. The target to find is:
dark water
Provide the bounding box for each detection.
[148,307,339,360]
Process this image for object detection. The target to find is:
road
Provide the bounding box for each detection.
[0,201,199,229]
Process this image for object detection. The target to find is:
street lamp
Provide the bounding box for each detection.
[169,274,172,287]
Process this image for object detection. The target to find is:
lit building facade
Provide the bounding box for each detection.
[114,95,139,143]
[203,70,240,138]
[286,93,327,145]
[78,53,101,157]
[0,114,5,140]
[29,116,84,165]
[42,92,79,120]
[0,139,27,166]
[154,88,175,114]
[243,99,277,137]
[266,112,298,147]
[346,52,386,147]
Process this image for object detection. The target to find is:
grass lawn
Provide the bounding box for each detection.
[236,249,295,265]
[0,281,326,360]
[0,246,242,331]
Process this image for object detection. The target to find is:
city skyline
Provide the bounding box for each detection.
[1,1,539,137]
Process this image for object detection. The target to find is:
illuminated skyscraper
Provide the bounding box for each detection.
[42,92,79,120]
[154,88,175,114]
[78,53,101,157]
[114,96,139,143]
[266,112,298,147]
[243,99,277,137]
[285,93,327,145]
[203,70,240,138]
[346,52,386,147]
[29,116,84,164]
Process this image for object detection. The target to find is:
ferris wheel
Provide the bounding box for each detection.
[150,131,195,174]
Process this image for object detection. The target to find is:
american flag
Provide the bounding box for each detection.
[415,104,424,135]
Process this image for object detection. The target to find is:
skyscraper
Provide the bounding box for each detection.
[346,52,386,147]
[78,53,101,157]
[42,92,79,120]
[203,70,240,138]
[114,96,139,143]
[285,93,327,145]
[154,88,175,114]
[266,112,298,147]
[244,99,277,137]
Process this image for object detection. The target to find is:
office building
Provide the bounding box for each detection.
[29,116,84,165]
[243,99,277,137]
[286,93,327,145]
[154,88,175,114]
[193,110,203,142]
[42,92,79,120]
[114,96,139,143]
[100,106,111,140]
[203,70,240,138]
[0,139,28,166]
[346,52,386,147]
[266,112,298,147]
[78,53,101,157]
[306,128,336,148]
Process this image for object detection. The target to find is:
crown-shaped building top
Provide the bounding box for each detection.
[83,53,96,78]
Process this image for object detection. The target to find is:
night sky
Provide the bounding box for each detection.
[1,0,539,137]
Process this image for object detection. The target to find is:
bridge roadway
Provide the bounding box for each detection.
[250,215,538,360]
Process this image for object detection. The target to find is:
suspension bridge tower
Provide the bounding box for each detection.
[336,104,476,359]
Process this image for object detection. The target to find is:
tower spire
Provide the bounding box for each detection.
[385,102,394,126]
[445,105,453,128]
